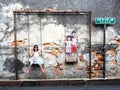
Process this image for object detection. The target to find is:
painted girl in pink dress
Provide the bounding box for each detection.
[65,35,72,57]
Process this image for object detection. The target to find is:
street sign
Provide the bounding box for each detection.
[95,17,116,24]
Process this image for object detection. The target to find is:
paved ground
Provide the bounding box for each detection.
[0,85,120,90]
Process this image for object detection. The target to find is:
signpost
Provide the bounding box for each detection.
[95,17,116,78]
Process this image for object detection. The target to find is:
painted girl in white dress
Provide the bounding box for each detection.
[71,31,78,57]
[27,45,45,74]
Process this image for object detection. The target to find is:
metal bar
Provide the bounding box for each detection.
[15,13,90,16]
[14,10,91,14]
[89,12,92,79]
[103,24,106,78]
[76,14,79,63]
[13,11,18,80]
[64,12,66,62]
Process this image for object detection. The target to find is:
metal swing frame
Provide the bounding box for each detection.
[14,10,92,80]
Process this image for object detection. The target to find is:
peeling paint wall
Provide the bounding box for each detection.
[0,0,120,80]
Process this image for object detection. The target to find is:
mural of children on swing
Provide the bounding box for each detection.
[65,31,78,62]
[26,45,45,75]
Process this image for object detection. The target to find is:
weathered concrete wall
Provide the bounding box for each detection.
[0,0,118,15]
[0,0,119,17]
[0,0,120,79]
[0,0,119,41]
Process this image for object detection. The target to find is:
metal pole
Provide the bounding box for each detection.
[89,12,92,79]
[14,12,18,80]
[103,24,106,78]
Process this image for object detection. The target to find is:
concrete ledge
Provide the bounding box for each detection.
[0,79,120,86]
[86,79,120,85]
[0,81,21,86]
